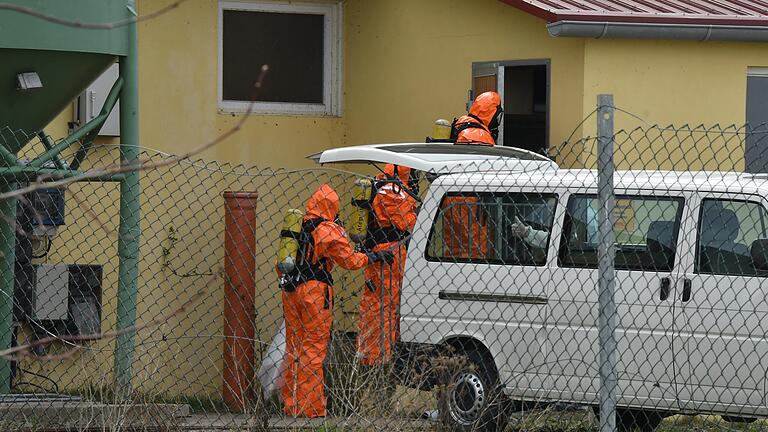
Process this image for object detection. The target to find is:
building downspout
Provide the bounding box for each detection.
[113,1,141,397]
[547,21,768,42]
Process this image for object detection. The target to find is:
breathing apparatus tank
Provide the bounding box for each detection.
[277,208,303,273]
[349,178,373,244]
[432,119,451,140]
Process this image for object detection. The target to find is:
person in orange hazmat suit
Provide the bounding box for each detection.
[442,91,504,259]
[356,164,419,366]
[281,184,394,418]
[452,91,503,146]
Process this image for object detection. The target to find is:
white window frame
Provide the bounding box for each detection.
[218,1,342,116]
[748,67,768,78]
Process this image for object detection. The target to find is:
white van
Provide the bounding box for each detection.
[313,144,768,432]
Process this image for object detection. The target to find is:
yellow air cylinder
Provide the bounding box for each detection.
[277,208,303,273]
[349,178,372,244]
[432,119,451,140]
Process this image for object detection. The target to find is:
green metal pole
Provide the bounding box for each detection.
[0,166,125,182]
[29,77,122,169]
[0,144,17,167]
[0,179,15,393]
[37,132,66,170]
[113,9,141,396]
[70,77,124,171]
[27,112,106,168]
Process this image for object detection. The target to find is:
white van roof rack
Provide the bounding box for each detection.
[307,143,558,174]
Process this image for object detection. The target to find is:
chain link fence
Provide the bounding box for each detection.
[1,106,768,431]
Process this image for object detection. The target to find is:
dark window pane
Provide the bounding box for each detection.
[695,199,768,276]
[558,195,683,272]
[223,10,324,103]
[427,192,556,266]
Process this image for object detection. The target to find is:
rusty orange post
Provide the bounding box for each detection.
[222,191,259,411]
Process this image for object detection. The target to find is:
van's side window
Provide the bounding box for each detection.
[558,195,684,271]
[696,199,768,276]
[427,192,557,266]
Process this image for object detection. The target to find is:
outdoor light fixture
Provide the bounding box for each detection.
[16,72,43,91]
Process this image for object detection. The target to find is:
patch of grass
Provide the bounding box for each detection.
[659,415,768,431]
[59,383,231,414]
[155,393,230,414]
[505,406,595,432]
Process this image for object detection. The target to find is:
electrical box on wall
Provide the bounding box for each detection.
[74,62,120,136]
[13,264,103,336]
[30,188,65,233]
[35,264,69,321]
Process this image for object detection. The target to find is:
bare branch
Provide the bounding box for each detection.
[0,0,189,30]
[69,189,119,239]
[0,65,270,202]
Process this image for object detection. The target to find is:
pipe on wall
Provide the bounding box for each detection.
[222,191,259,412]
[547,21,768,42]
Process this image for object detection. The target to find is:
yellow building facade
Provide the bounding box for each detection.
[43,0,768,169]
[26,0,768,400]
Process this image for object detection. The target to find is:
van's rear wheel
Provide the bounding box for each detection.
[437,346,509,432]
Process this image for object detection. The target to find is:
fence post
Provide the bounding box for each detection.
[597,94,618,432]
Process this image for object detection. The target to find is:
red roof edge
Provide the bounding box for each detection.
[498,0,558,23]
[498,0,768,27]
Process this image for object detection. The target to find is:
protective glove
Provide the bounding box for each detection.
[511,216,549,249]
[366,250,395,264]
[510,216,531,238]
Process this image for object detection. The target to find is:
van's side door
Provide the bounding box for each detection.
[549,192,685,409]
[407,187,558,399]
[675,194,768,414]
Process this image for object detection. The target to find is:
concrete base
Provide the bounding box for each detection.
[269,416,433,430]
[0,401,189,431]
[182,414,434,431]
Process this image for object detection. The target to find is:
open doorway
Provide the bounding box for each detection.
[471,60,549,155]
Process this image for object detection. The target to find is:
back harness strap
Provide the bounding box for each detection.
[280,218,334,291]
[351,180,410,252]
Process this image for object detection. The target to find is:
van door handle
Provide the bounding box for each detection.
[682,279,692,302]
[659,277,671,300]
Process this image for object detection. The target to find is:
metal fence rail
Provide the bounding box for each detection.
[0,109,768,432]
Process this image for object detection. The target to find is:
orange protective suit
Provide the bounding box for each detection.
[441,92,501,258]
[282,184,369,418]
[454,91,502,146]
[357,164,418,365]
[441,195,490,259]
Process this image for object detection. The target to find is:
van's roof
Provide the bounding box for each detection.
[309,143,557,173]
[436,169,768,195]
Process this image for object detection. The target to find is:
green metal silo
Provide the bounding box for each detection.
[0,0,140,395]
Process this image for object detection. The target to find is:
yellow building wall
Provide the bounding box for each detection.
[21,0,768,402]
[343,0,586,167]
[580,39,768,170]
[19,0,349,401]
[136,0,345,168]
[21,0,588,401]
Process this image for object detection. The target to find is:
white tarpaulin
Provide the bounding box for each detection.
[257,320,286,400]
